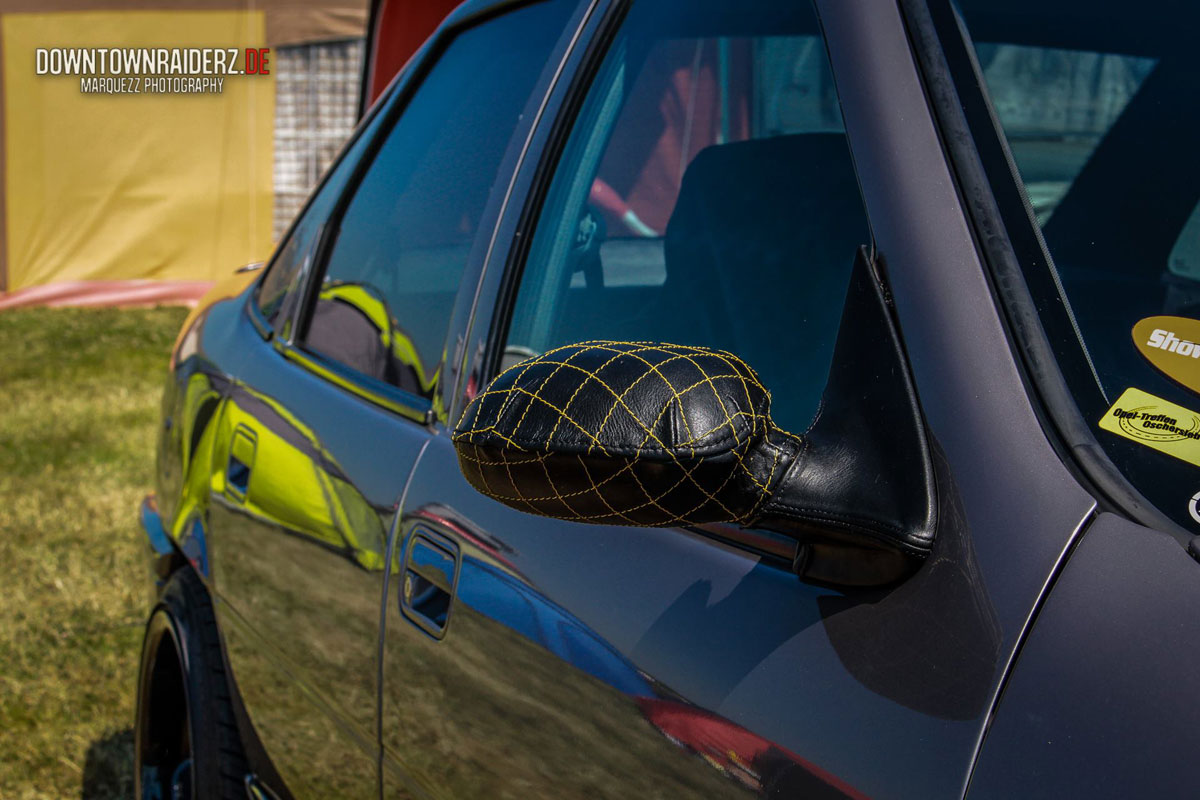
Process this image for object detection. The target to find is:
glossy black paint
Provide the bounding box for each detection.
[208,304,421,798]
[966,512,1200,798]
[388,443,881,798]
[135,0,1200,798]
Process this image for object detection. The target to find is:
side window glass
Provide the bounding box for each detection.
[304,0,573,402]
[503,1,870,434]
[255,103,385,336]
[256,232,305,329]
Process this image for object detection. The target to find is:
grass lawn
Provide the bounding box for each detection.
[0,306,188,799]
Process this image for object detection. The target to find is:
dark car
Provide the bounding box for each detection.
[134,0,1200,797]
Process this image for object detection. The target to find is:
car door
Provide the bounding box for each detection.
[204,3,583,795]
[383,0,1101,798]
[383,4,894,796]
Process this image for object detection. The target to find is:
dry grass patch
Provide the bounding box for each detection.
[0,306,187,799]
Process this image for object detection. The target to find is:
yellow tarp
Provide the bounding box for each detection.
[2,10,274,290]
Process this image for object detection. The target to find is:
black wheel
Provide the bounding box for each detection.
[135,568,248,800]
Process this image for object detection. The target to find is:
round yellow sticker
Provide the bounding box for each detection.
[1132,316,1200,395]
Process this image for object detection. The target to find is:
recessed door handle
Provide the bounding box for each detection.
[400,528,460,639]
[227,425,257,500]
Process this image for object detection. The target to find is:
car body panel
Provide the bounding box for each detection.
[204,298,427,799]
[820,1,1107,789]
[386,438,877,798]
[138,1,1196,799]
[196,2,594,796]
[156,275,259,565]
[966,512,1200,798]
[146,80,424,797]
[391,1,1095,798]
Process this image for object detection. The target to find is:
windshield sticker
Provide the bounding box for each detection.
[1100,388,1200,467]
[1133,316,1200,395]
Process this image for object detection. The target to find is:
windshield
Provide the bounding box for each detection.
[946,0,1200,531]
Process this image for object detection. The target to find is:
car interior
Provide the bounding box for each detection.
[964,1,1200,407]
[505,11,871,434]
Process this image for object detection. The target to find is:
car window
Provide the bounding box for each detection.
[302,0,574,402]
[257,233,304,330]
[254,99,389,337]
[256,190,331,336]
[501,0,870,434]
[948,0,1200,530]
[972,43,1155,226]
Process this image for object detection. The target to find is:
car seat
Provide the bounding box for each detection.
[662,132,870,431]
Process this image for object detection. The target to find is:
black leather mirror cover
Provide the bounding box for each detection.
[453,341,801,526]
[453,249,938,585]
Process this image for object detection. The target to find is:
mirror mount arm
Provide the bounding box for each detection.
[748,247,938,585]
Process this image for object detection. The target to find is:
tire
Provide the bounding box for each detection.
[135,568,248,800]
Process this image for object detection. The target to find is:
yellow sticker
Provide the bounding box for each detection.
[1132,316,1200,395]
[1099,388,1200,467]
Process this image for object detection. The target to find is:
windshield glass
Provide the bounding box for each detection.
[948,0,1200,531]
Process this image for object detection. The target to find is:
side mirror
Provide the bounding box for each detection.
[453,249,936,585]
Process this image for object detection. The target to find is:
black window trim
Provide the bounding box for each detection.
[247,283,273,339]
[473,0,630,395]
[899,0,1190,543]
[444,0,613,428]
[279,341,434,424]
[246,220,325,342]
